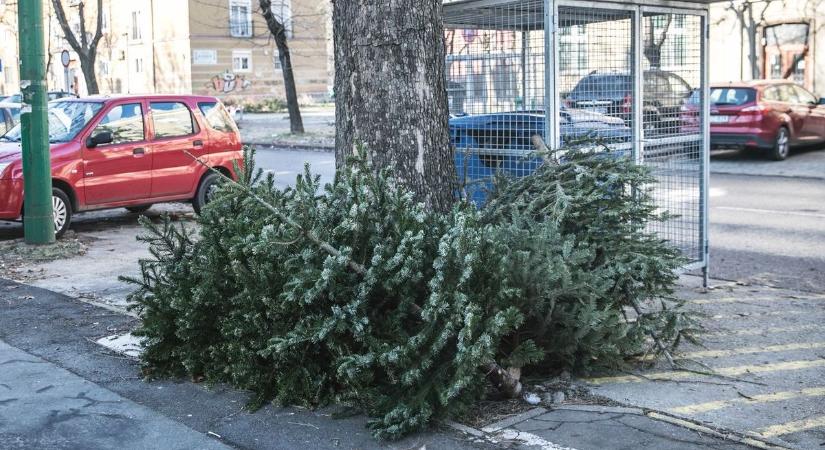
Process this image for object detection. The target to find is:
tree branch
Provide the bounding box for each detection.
[51,0,84,55]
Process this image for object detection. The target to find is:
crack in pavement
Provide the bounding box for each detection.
[612,416,730,450]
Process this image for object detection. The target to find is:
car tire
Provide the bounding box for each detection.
[52,188,72,239]
[770,126,790,161]
[125,205,152,214]
[192,172,221,215]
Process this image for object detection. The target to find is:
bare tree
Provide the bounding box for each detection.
[644,15,673,69]
[51,0,105,95]
[259,0,304,134]
[724,0,774,79]
[333,0,455,211]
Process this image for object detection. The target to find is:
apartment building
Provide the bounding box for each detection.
[709,0,824,95]
[1,0,332,102]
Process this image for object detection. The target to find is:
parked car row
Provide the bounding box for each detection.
[448,70,825,161]
[0,95,243,237]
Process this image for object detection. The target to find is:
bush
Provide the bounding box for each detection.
[124,147,698,439]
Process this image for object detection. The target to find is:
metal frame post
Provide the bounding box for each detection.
[632,6,644,164]
[18,0,55,244]
[544,0,559,148]
[700,12,710,286]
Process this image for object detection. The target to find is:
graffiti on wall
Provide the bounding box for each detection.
[207,70,253,94]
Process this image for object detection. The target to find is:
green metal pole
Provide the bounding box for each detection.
[18,0,55,244]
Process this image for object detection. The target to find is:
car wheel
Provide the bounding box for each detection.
[125,205,152,214]
[193,172,221,214]
[52,188,72,239]
[770,127,790,161]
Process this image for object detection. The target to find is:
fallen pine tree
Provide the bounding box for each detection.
[123,146,699,439]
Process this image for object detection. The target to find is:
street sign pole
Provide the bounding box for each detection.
[61,50,71,93]
[18,0,55,244]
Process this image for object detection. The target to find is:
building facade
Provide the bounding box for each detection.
[0,0,332,103]
[709,0,824,95]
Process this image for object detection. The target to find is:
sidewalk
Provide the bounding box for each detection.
[0,339,231,450]
[237,109,335,149]
[2,216,823,448]
[0,277,769,450]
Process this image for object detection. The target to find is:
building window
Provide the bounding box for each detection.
[102,11,110,33]
[131,10,143,40]
[271,0,292,38]
[230,0,252,37]
[135,58,143,74]
[559,25,587,73]
[99,60,110,75]
[273,49,282,70]
[232,50,252,72]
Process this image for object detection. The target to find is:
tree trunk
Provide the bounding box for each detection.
[259,0,304,134]
[333,0,456,212]
[79,55,100,95]
[275,36,304,134]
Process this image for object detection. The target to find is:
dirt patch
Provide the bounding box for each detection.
[460,372,620,429]
[0,231,93,281]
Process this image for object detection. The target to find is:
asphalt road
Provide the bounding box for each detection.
[709,172,825,293]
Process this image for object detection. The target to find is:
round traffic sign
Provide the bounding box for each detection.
[61,50,70,67]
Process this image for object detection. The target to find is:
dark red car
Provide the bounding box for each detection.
[0,95,243,237]
[681,81,825,160]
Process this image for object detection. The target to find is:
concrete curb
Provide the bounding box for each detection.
[244,142,334,152]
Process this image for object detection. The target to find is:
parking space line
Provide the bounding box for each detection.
[671,342,825,360]
[668,387,825,415]
[757,415,825,438]
[689,295,825,305]
[707,310,806,320]
[586,359,825,385]
[707,324,822,336]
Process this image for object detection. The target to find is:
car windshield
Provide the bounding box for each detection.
[573,75,630,96]
[1,101,103,143]
[710,88,756,106]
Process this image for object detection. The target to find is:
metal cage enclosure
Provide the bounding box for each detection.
[444,0,710,279]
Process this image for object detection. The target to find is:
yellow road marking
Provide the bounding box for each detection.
[586,359,825,385]
[708,310,806,320]
[758,415,825,437]
[688,295,825,305]
[674,342,825,359]
[669,387,825,415]
[706,324,822,337]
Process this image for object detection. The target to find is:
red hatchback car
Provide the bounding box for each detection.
[0,95,243,237]
[682,81,825,160]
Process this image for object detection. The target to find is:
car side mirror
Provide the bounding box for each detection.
[86,131,113,148]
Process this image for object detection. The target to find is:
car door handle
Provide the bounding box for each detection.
[133,148,145,155]
[193,140,204,148]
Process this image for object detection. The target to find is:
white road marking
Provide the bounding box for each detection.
[714,206,825,219]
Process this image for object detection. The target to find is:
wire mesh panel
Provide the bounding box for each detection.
[443,0,708,270]
[444,0,547,205]
[557,6,634,154]
[641,12,705,264]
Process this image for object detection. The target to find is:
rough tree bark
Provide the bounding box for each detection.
[333,0,456,212]
[259,0,304,134]
[52,0,104,95]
